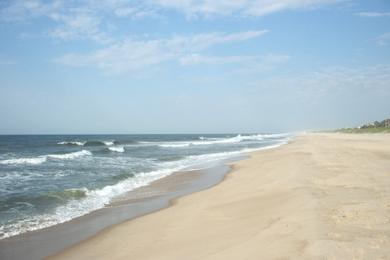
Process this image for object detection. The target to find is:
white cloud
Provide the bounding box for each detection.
[355,11,390,18]
[54,30,269,73]
[0,0,63,22]
[244,0,343,16]
[150,0,343,17]
[56,39,174,72]
[48,10,112,43]
[167,30,268,51]
[0,0,155,43]
[0,0,345,44]
[377,32,390,46]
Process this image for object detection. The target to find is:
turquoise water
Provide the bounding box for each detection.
[0,133,290,239]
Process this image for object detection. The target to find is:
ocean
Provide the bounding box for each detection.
[0,133,290,239]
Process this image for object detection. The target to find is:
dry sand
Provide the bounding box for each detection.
[50,133,390,259]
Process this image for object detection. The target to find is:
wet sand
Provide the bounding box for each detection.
[50,133,390,259]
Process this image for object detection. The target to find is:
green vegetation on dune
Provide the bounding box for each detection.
[335,127,390,134]
[332,118,390,133]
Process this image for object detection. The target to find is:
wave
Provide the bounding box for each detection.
[157,134,267,148]
[259,133,291,139]
[0,138,290,239]
[108,146,125,153]
[58,140,115,147]
[86,140,114,146]
[0,167,181,239]
[57,141,85,146]
[155,140,290,178]
[83,141,113,146]
[47,150,92,160]
[0,157,47,165]
[138,134,290,149]
[0,150,92,165]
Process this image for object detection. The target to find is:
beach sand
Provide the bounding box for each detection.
[50,133,390,259]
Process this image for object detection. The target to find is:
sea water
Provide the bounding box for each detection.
[0,133,290,239]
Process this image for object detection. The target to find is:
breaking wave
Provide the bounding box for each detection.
[46,150,92,160]
[0,150,92,165]
[58,140,115,147]
[108,146,125,153]
[57,141,85,146]
[157,134,287,148]
[83,141,114,146]
[0,157,47,165]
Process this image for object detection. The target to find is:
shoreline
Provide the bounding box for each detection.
[0,155,247,260]
[50,133,390,259]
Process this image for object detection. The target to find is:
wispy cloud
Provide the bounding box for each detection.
[0,0,156,43]
[151,0,344,17]
[355,11,390,18]
[0,0,345,44]
[377,32,390,46]
[54,30,269,73]
[0,0,346,22]
[0,0,62,22]
[48,10,112,43]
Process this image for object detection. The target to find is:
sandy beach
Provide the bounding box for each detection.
[50,133,390,259]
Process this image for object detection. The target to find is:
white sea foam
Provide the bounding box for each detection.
[162,140,289,171]
[158,134,270,148]
[260,133,291,138]
[57,141,86,146]
[108,146,125,153]
[0,157,47,165]
[58,140,115,146]
[0,150,92,166]
[47,150,92,160]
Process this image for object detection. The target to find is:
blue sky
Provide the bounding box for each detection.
[0,0,389,134]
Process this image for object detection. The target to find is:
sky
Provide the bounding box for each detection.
[0,0,389,134]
